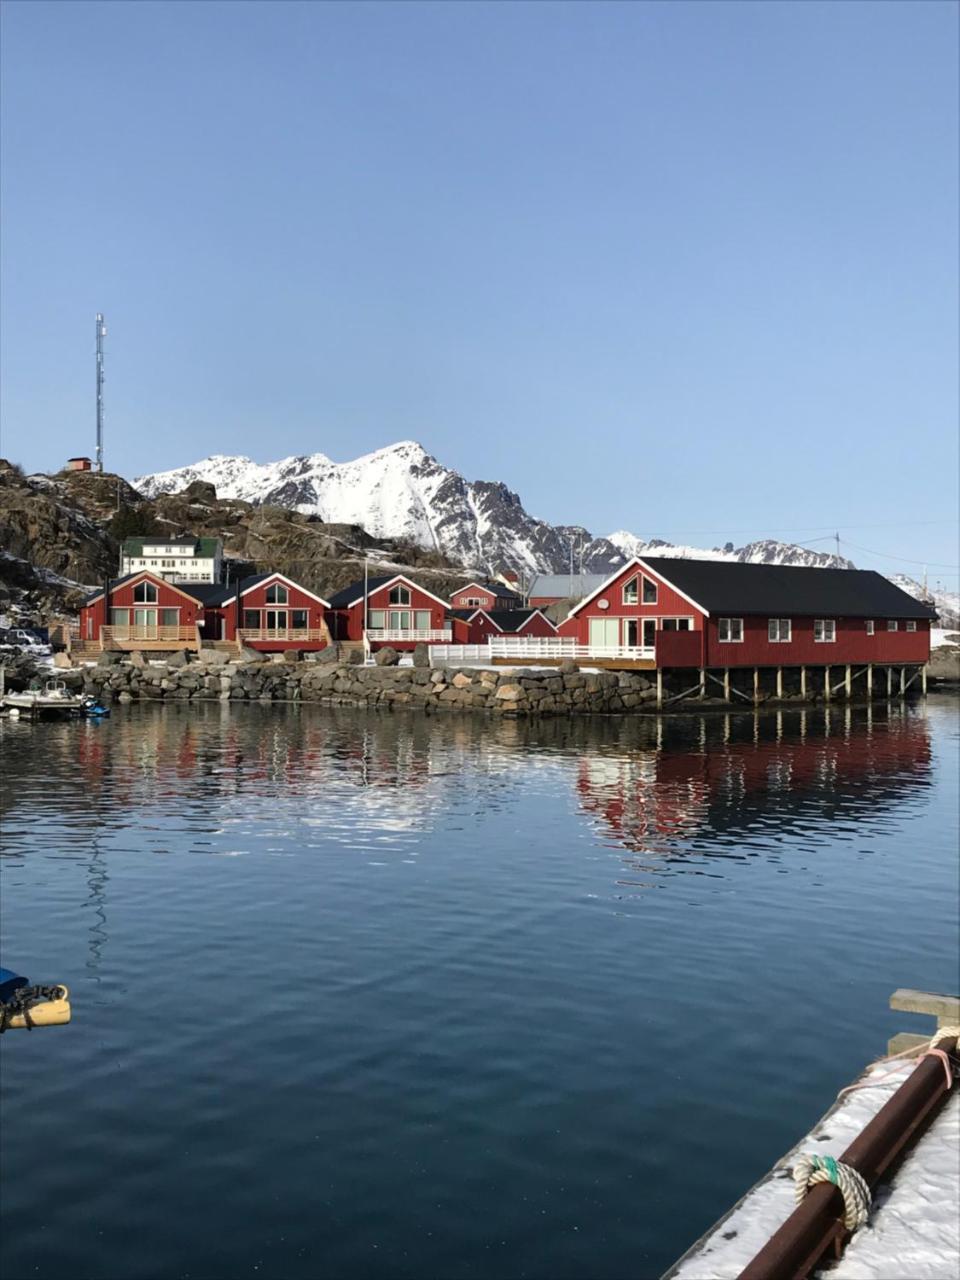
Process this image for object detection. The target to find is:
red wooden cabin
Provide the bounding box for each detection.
[218,573,331,652]
[558,557,935,668]
[79,572,204,651]
[448,607,556,645]
[326,574,452,649]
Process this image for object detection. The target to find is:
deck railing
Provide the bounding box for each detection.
[428,643,492,665]
[237,628,327,643]
[487,637,656,662]
[367,628,452,643]
[101,625,196,644]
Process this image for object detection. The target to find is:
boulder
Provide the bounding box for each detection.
[167,649,191,668]
[181,479,217,504]
[375,647,400,667]
[96,650,121,667]
[315,643,340,664]
[197,648,230,666]
[495,683,523,701]
[558,659,579,675]
[412,643,430,668]
[452,672,473,688]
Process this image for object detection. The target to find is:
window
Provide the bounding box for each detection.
[415,610,431,631]
[388,584,411,605]
[133,581,158,603]
[622,576,638,605]
[718,617,743,643]
[244,610,260,629]
[368,610,386,629]
[887,620,898,632]
[109,608,129,626]
[865,620,875,635]
[265,583,288,605]
[642,577,657,604]
[906,620,917,632]
[661,617,693,631]
[768,618,791,643]
[464,597,483,607]
[291,609,308,629]
[160,609,179,627]
[814,619,836,643]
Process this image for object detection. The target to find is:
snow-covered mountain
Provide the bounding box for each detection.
[131,441,857,579]
[889,575,959,629]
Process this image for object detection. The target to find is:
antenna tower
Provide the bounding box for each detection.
[95,313,106,473]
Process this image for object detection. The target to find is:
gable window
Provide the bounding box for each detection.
[865,620,875,635]
[642,577,657,604]
[133,581,158,603]
[814,619,836,643]
[906,620,917,632]
[265,583,288,605]
[622,576,639,605]
[718,617,743,643]
[768,618,791,643]
[388,584,411,606]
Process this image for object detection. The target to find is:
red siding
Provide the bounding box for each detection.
[225,576,328,651]
[331,577,448,648]
[569,564,705,649]
[451,587,499,611]
[80,574,202,641]
[516,612,558,638]
[703,616,931,667]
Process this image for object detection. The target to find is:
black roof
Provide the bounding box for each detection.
[326,575,397,609]
[81,574,230,606]
[636,558,937,619]
[485,608,552,632]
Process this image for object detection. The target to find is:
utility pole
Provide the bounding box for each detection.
[95,314,107,473]
[835,531,841,562]
[569,536,575,597]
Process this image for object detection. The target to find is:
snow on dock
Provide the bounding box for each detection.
[666,1061,960,1280]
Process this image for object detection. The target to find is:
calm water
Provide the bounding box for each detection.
[1,698,957,1280]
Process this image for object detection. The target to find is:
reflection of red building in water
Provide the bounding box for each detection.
[576,715,932,854]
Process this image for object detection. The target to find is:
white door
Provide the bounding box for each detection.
[589,618,620,648]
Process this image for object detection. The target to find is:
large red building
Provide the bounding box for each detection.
[326,574,452,649]
[551,557,935,668]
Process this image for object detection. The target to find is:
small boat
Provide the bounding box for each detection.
[80,694,110,717]
[0,967,71,1032]
[2,679,84,717]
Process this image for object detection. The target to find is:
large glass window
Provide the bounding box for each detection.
[266,611,287,632]
[160,609,179,627]
[622,576,638,605]
[642,577,657,604]
[244,610,260,629]
[265,583,288,605]
[389,610,411,630]
[133,581,158,603]
[814,619,836,643]
[388,584,411,605]
[291,609,308,629]
[718,618,743,643]
[414,610,431,631]
[368,610,386,629]
[109,608,129,626]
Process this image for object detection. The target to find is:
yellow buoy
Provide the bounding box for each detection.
[1,985,71,1030]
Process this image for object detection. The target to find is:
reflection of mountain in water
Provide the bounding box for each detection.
[575,706,932,859]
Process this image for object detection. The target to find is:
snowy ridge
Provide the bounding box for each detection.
[135,443,951,625]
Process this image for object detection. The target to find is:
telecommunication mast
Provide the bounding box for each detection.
[95,313,106,472]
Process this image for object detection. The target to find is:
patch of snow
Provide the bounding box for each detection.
[932,629,960,650]
[668,1064,960,1280]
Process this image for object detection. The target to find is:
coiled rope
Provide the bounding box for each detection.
[791,1026,960,1237]
[793,1154,872,1232]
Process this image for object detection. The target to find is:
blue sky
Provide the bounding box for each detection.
[2,1,957,585]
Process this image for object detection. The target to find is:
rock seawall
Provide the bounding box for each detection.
[41,651,933,716]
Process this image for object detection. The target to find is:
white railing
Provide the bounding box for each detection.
[367,628,452,643]
[488,637,655,662]
[428,643,492,665]
[237,628,327,643]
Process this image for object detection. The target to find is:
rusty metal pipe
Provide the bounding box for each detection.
[738,1036,958,1280]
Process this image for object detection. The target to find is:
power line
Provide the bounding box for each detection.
[838,539,960,571]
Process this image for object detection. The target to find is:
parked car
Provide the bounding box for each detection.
[0,627,53,657]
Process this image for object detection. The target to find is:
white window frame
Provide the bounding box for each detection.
[388,584,411,606]
[659,617,694,632]
[265,583,289,605]
[887,620,898,632]
[368,609,386,629]
[133,581,158,604]
[642,576,658,605]
[814,619,836,643]
[768,618,792,643]
[718,617,743,643]
[906,620,917,632]
[622,575,639,605]
[865,620,874,635]
[414,610,432,631]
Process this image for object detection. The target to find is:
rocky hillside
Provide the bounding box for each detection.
[135,442,853,578]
